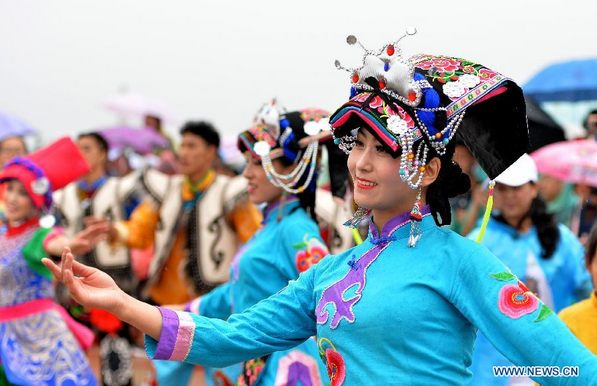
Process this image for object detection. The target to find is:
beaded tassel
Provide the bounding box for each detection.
[344,206,372,229]
[407,190,423,247]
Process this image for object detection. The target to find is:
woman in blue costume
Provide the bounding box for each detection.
[44,32,597,385]
[0,137,108,386]
[153,104,349,386]
[468,154,593,385]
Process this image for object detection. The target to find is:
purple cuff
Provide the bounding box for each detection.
[152,307,196,361]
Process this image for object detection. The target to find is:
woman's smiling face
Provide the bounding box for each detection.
[348,128,417,215]
[242,152,292,205]
[4,179,37,224]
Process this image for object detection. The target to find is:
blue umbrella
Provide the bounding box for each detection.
[524,58,597,102]
[0,110,36,142]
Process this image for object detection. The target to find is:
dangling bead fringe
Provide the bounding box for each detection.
[344,206,371,229]
[475,180,495,243]
[408,221,421,247]
[407,190,423,247]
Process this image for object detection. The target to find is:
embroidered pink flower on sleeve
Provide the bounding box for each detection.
[296,244,328,273]
[497,281,539,319]
[490,271,554,322]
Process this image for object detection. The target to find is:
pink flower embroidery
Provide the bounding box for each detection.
[369,96,384,109]
[296,244,329,273]
[326,349,346,386]
[351,93,371,103]
[463,65,476,73]
[478,68,498,81]
[497,281,539,319]
[396,106,415,129]
[416,57,461,73]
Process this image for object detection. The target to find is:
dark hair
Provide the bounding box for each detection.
[585,222,597,267]
[180,121,220,148]
[494,192,560,259]
[0,136,28,153]
[78,132,109,153]
[423,140,472,226]
[583,109,597,131]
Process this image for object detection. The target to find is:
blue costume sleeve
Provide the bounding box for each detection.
[195,282,233,320]
[146,267,318,368]
[451,243,597,384]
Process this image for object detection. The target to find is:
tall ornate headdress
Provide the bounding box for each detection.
[238,100,348,197]
[329,29,529,245]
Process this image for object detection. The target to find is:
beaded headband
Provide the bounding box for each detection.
[238,102,333,195]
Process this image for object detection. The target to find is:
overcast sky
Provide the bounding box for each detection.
[1,0,596,145]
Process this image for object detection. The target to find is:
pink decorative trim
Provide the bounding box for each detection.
[274,350,323,386]
[0,298,94,350]
[170,311,196,361]
[189,297,201,315]
[43,227,64,250]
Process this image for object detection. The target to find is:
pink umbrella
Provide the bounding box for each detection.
[103,93,177,123]
[531,139,597,187]
[99,126,170,154]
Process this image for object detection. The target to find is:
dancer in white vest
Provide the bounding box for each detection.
[97,121,262,306]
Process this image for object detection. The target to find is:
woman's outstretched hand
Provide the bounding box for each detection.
[68,223,110,255]
[42,247,164,340]
[42,246,125,313]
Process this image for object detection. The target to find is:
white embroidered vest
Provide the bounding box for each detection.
[53,173,139,271]
[315,188,354,255]
[141,170,248,295]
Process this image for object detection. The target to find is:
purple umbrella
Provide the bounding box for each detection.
[99,126,170,154]
[0,110,36,141]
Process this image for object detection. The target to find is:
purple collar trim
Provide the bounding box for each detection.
[369,205,431,240]
[262,195,300,223]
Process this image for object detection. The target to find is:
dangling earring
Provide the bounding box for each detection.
[408,188,423,247]
[344,206,371,229]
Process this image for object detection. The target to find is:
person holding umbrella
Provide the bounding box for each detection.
[44,34,597,385]
[468,154,592,385]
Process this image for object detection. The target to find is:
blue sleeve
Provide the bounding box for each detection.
[277,219,329,279]
[450,243,597,385]
[146,266,318,368]
[559,225,593,301]
[197,282,233,320]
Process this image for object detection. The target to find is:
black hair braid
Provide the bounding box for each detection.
[414,132,471,227]
[529,196,559,259]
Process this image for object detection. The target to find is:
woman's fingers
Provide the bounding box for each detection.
[80,223,109,240]
[62,247,73,283]
[71,259,98,277]
[41,258,62,281]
